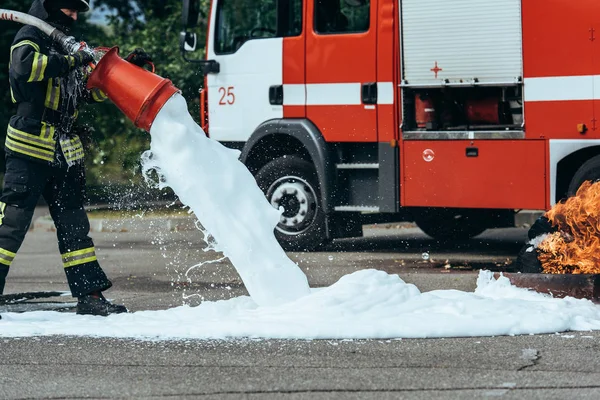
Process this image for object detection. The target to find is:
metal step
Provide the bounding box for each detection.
[334,205,380,212]
[336,163,379,170]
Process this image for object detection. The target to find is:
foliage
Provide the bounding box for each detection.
[0,0,210,193]
[83,0,210,187]
[0,0,30,173]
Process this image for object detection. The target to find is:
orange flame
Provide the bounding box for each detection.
[538,180,600,274]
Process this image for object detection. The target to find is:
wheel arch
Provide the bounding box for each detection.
[554,144,600,203]
[240,119,335,213]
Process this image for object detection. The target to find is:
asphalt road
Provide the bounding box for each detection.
[1,222,600,399]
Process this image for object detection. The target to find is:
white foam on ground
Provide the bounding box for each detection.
[2,270,600,339]
[2,94,600,339]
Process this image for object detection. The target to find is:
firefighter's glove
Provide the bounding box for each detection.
[125,48,153,68]
[72,50,94,68]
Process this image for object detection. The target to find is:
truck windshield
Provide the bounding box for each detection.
[215,0,302,54]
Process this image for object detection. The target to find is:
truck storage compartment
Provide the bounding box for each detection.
[400,0,524,132]
[402,140,546,210]
[405,86,523,132]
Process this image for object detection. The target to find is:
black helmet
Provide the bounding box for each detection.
[45,0,90,13]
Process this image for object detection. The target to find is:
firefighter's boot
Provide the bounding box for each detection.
[76,292,128,316]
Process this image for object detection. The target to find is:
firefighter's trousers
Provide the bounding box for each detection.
[0,155,111,297]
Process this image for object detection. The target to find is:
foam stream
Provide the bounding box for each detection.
[142,94,310,306]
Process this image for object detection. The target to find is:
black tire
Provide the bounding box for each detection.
[414,208,489,241]
[255,156,328,251]
[568,155,600,197]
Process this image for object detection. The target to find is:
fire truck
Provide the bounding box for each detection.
[180,0,600,250]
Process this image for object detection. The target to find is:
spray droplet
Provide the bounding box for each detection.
[421,252,430,261]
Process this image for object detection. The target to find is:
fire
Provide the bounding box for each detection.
[538,180,600,274]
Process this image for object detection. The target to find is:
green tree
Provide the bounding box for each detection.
[81,0,210,191]
[0,0,31,173]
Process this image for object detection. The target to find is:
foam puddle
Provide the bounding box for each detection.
[2,94,600,339]
[2,270,600,339]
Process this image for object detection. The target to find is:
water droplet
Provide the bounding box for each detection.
[328,255,334,261]
[421,252,430,260]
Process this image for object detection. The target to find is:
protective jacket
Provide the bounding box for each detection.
[7,0,106,165]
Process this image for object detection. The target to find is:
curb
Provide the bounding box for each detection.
[514,210,543,228]
[33,215,200,233]
[32,211,544,234]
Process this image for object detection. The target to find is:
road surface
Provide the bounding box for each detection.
[2,223,599,399]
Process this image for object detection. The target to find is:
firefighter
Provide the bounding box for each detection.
[0,0,150,316]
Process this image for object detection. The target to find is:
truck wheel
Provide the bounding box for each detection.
[255,156,328,251]
[414,208,488,241]
[567,155,600,197]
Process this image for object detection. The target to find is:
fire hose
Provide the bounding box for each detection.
[0,8,94,58]
[0,8,157,73]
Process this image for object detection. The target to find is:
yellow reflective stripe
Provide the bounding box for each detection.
[7,125,55,150]
[62,150,85,162]
[62,247,97,268]
[52,80,60,110]
[44,78,61,111]
[40,54,48,80]
[11,40,40,53]
[62,146,84,154]
[64,256,97,268]
[63,247,95,259]
[44,79,53,108]
[62,146,83,153]
[67,155,85,163]
[10,87,16,103]
[67,137,82,146]
[0,202,5,226]
[28,52,39,81]
[41,122,55,140]
[66,153,85,163]
[0,246,16,267]
[27,52,48,82]
[65,55,75,68]
[60,142,83,152]
[9,40,41,66]
[65,153,84,162]
[60,137,84,160]
[91,89,108,102]
[6,138,54,162]
[0,247,16,258]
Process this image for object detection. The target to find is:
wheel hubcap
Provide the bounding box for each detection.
[268,176,317,235]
